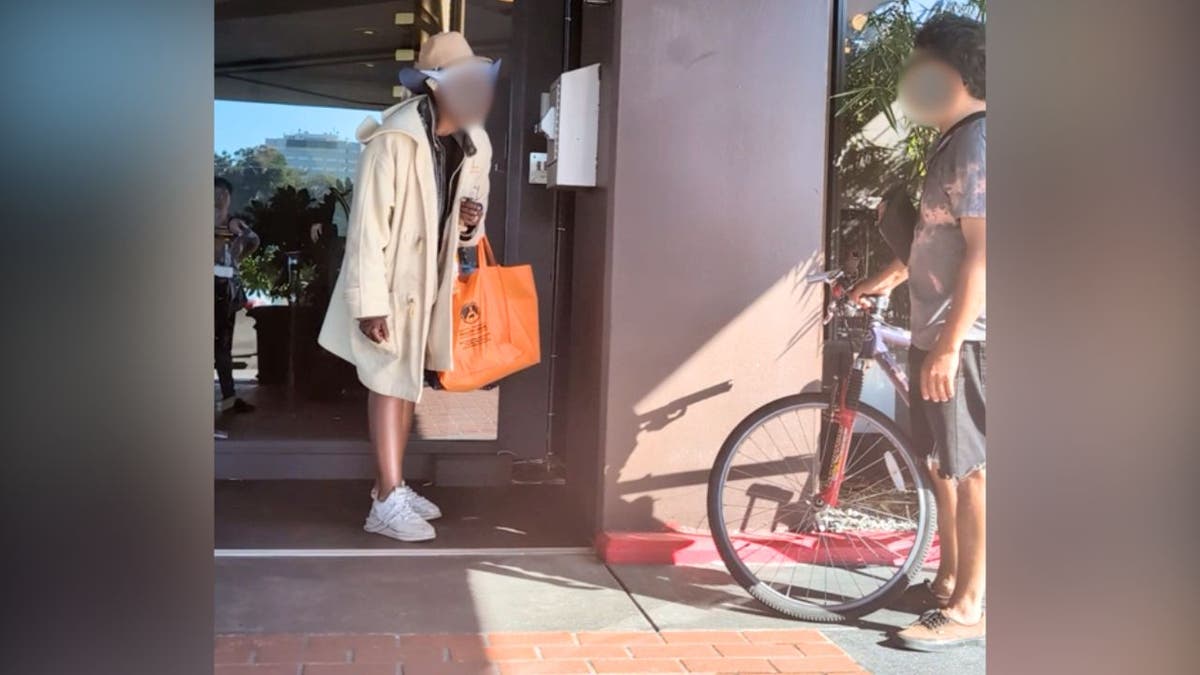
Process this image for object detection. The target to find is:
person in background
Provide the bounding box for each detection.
[214,176,260,414]
[849,13,987,651]
[318,32,497,542]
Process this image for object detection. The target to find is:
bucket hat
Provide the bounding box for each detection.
[398,31,500,93]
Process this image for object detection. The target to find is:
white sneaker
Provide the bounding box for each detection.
[363,488,436,542]
[369,484,442,521]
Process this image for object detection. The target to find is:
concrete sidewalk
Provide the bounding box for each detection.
[216,553,983,674]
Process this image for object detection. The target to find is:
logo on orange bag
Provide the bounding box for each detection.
[460,302,480,325]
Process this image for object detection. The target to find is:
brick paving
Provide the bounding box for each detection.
[412,387,499,440]
[215,382,499,440]
[215,630,867,674]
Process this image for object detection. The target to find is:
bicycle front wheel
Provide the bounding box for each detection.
[707,393,935,622]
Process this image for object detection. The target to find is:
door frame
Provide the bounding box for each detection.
[216,0,580,488]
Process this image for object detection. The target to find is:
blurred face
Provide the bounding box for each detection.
[215,185,231,211]
[898,51,965,128]
[432,63,497,128]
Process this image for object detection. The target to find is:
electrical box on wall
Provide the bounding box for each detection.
[536,63,600,188]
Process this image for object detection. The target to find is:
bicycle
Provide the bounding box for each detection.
[706,266,936,622]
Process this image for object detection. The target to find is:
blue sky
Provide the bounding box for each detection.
[214,100,376,155]
[213,0,958,155]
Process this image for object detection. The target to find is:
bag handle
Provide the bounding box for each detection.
[928,110,985,163]
[476,235,497,268]
[879,110,986,223]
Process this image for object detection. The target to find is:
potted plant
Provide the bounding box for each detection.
[239,185,337,388]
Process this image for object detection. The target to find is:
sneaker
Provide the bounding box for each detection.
[217,396,256,414]
[231,398,256,413]
[363,488,436,542]
[369,484,442,520]
[894,609,986,652]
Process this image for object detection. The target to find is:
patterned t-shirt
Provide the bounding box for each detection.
[908,115,986,350]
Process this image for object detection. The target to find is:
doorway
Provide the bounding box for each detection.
[213,0,591,549]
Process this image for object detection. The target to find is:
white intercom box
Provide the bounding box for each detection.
[539,63,600,188]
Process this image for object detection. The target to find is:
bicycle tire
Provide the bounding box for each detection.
[707,392,936,622]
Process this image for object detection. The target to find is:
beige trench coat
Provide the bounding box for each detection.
[318,96,491,402]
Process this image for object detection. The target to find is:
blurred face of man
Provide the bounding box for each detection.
[898,50,966,129]
[433,63,497,129]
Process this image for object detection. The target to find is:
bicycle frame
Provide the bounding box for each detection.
[815,283,912,508]
[859,322,912,408]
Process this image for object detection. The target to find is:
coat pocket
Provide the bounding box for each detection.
[393,294,414,344]
[382,294,418,357]
[385,294,418,361]
[350,293,410,361]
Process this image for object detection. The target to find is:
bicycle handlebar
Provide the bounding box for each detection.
[807,267,888,325]
[804,269,845,285]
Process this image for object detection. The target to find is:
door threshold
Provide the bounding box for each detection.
[215,546,594,558]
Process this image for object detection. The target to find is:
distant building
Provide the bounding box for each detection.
[265,132,360,180]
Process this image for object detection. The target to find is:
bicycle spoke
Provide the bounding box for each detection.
[842,454,888,489]
[819,531,835,603]
[767,536,800,594]
[784,545,801,598]
[725,471,802,497]
[843,431,888,478]
[792,408,815,448]
[772,414,816,492]
[719,483,804,499]
[714,400,930,616]
[846,528,905,566]
[721,502,790,529]
[839,475,896,505]
[753,423,810,495]
[743,435,808,495]
[835,532,870,597]
[748,532,791,581]
[837,502,917,526]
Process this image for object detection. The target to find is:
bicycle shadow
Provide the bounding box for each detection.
[603,381,735,533]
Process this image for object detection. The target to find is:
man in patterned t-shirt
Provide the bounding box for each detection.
[850,14,987,651]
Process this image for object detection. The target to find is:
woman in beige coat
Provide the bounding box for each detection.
[318,32,498,541]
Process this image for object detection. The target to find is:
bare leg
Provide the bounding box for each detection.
[368,391,415,499]
[928,461,958,599]
[943,468,985,623]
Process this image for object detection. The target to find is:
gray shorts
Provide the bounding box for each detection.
[908,342,986,480]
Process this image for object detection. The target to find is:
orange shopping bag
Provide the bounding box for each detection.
[439,236,541,392]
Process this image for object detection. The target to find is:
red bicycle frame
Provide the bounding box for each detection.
[813,281,912,507]
[817,362,863,507]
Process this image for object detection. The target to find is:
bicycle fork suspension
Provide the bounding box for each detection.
[817,362,866,507]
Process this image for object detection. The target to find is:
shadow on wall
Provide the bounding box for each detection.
[780,260,833,361]
[572,0,834,535]
[605,253,829,534]
[604,380,734,532]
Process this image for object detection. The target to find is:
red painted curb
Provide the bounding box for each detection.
[597,530,940,566]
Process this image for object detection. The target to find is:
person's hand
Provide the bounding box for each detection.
[358,317,389,344]
[459,198,484,230]
[848,280,886,309]
[920,345,960,403]
[227,218,247,236]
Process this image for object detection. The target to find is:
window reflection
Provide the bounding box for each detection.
[214,100,499,441]
[829,0,986,326]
